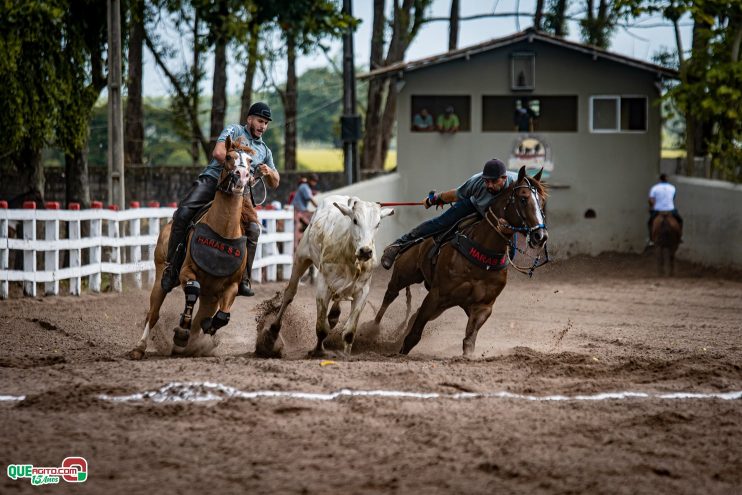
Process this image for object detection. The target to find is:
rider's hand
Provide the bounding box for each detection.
[424,191,445,209]
[257,163,271,176]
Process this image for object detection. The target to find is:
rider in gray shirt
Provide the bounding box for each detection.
[161,102,279,296]
[381,159,514,269]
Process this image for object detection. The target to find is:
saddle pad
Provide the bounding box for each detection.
[189,223,247,277]
[452,233,508,271]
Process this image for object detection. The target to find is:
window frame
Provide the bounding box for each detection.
[511,52,536,91]
[589,95,648,134]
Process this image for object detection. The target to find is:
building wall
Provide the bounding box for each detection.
[390,40,663,257]
[673,176,742,269]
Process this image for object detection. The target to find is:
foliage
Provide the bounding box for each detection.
[0,1,67,156]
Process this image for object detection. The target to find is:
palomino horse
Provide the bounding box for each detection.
[652,212,681,276]
[373,166,548,357]
[129,137,254,359]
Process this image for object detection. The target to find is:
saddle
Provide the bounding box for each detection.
[189,223,247,278]
[418,214,509,272]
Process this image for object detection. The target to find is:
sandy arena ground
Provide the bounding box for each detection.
[0,252,741,494]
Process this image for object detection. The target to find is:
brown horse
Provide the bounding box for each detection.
[373,166,548,357]
[129,137,254,359]
[652,212,681,276]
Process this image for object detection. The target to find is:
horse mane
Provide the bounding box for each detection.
[231,138,256,156]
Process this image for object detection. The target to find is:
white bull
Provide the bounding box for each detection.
[257,195,394,357]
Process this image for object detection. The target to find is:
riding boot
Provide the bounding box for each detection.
[380,223,436,269]
[161,176,218,293]
[161,235,185,293]
[239,222,261,296]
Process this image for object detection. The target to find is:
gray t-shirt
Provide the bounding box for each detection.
[199,124,276,180]
[455,171,518,216]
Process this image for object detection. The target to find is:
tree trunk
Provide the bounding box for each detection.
[65,146,90,208]
[15,146,45,203]
[554,0,568,36]
[379,80,398,168]
[191,12,201,165]
[684,16,712,175]
[209,0,228,155]
[240,23,260,124]
[448,0,459,50]
[124,0,144,167]
[283,32,298,171]
[534,0,544,30]
[361,0,386,171]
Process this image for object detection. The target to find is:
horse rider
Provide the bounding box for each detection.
[647,173,683,246]
[381,158,516,269]
[161,102,280,296]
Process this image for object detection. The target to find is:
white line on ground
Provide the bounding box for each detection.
[2,382,740,404]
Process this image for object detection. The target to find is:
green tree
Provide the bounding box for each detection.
[0,1,67,199]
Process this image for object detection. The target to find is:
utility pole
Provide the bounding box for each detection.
[341,0,361,185]
[108,0,125,208]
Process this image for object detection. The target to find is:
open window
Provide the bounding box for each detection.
[410,95,471,132]
[590,96,647,133]
[482,96,577,132]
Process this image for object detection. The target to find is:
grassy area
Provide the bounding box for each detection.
[296,148,397,172]
[662,149,685,159]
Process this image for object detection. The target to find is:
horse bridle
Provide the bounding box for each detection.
[217,150,251,195]
[484,177,549,276]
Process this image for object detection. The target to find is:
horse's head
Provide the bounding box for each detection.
[501,166,548,248]
[218,136,255,195]
[333,197,394,262]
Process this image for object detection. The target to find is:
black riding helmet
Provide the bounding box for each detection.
[247,102,272,121]
[482,158,507,179]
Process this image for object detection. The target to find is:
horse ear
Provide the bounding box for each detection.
[333,202,352,217]
[380,207,394,218]
[533,167,543,182]
[225,136,232,150]
[518,166,526,181]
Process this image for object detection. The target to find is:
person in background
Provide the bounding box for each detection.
[648,173,683,246]
[292,173,320,251]
[514,98,535,132]
[412,107,435,132]
[436,106,460,133]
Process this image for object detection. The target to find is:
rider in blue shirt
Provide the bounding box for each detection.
[381,159,515,269]
[161,102,280,296]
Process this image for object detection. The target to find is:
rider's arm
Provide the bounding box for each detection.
[257,148,279,189]
[438,189,458,203]
[212,141,227,163]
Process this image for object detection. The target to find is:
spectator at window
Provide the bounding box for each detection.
[514,98,535,132]
[412,107,435,132]
[436,106,460,133]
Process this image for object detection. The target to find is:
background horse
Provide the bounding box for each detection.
[373,166,548,357]
[130,137,253,359]
[652,212,681,276]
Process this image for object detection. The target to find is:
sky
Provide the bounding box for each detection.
[142,0,692,97]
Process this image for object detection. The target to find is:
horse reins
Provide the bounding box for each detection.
[484,178,549,276]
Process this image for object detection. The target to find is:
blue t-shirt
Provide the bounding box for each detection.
[291,183,314,211]
[456,171,518,216]
[199,124,276,180]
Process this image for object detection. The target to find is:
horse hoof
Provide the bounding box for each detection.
[128,349,145,360]
[255,330,283,358]
[173,328,190,348]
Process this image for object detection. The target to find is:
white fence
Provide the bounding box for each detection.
[0,205,294,299]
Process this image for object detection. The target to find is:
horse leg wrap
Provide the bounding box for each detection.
[201,311,230,335]
[179,281,201,329]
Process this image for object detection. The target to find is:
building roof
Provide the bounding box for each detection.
[359,29,679,80]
